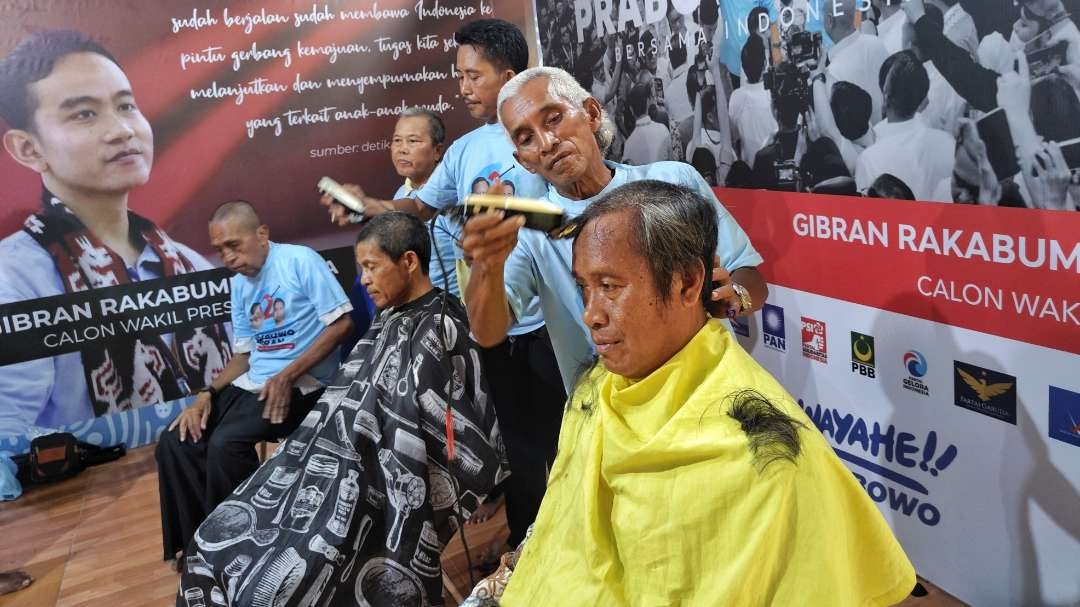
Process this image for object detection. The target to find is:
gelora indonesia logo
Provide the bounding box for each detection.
[902,351,930,396]
[953,361,1016,424]
[762,304,785,351]
[850,331,875,378]
[801,317,827,363]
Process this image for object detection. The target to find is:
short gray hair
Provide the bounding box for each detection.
[497,66,614,155]
[573,180,718,305]
[209,199,260,230]
[399,106,446,145]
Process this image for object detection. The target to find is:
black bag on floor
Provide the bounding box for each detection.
[13,432,126,485]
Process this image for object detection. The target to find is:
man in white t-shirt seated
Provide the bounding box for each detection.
[155,201,353,568]
[855,51,956,200]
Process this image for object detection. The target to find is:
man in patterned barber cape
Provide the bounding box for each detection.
[178,213,507,607]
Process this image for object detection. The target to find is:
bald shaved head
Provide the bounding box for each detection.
[208,199,270,277]
[209,199,261,232]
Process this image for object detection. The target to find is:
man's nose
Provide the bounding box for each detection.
[581,294,607,329]
[537,129,559,154]
[102,112,135,143]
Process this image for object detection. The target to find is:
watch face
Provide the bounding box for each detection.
[733,284,752,311]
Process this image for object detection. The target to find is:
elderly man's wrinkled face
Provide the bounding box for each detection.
[572,210,697,379]
[209,216,270,278]
[356,239,413,309]
[502,77,605,190]
[391,116,442,184]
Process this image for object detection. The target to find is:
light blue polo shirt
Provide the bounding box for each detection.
[394,182,459,297]
[504,161,764,390]
[415,122,546,336]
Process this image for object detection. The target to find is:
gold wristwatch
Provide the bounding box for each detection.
[732,283,752,314]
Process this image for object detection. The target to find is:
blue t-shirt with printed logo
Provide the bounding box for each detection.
[230,242,351,386]
[415,122,547,335]
[505,160,765,391]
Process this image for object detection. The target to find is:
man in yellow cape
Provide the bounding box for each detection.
[463,180,915,606]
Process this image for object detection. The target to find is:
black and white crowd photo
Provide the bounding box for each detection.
[539,0,1080,209]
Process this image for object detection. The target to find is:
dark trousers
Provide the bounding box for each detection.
[480,326,566,547]
[155,385,319,560]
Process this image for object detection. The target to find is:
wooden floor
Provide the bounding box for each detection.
[0,445,965,606]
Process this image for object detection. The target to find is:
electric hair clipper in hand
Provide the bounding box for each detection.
[458,194,579,238]
[317,176,366,218]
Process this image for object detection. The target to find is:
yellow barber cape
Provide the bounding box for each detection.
[501,319,915,606]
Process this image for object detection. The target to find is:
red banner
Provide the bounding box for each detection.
[719,188,1080,355]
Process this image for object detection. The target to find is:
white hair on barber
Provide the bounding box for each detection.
[497,66,614,155]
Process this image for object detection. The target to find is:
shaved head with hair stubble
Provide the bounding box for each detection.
[208,200,270,277]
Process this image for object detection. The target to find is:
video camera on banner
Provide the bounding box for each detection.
[762,31,823,192]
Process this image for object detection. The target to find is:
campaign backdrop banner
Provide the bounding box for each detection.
[720,188,1080,356]
[533,0,1080,603]
[0,0,528,454]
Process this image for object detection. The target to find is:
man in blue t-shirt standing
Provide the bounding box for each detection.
[155,201,353,567]
[462,66,769,391]
[322,19,565,552]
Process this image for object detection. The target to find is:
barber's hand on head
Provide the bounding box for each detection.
[259,372,294,425]
[901,0,926,24]
[461,211,526,273]
[319,183,367,226]
[168,390,212,443]
[709,256,742,317]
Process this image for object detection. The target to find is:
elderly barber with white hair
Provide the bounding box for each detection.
[462,66,768,392]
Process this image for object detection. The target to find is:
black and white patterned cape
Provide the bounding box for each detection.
[177,289,508,607]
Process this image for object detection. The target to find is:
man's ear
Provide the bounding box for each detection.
[678,261,708,308]
[501,68,517,85]
[402,250,422,275]
[3,129,47,174]
[583,96,604,132]
[256,224,270,243]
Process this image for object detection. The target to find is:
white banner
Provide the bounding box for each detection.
[736,285,1080,606]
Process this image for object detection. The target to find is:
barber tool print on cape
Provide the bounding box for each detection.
[178,290,508,606]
